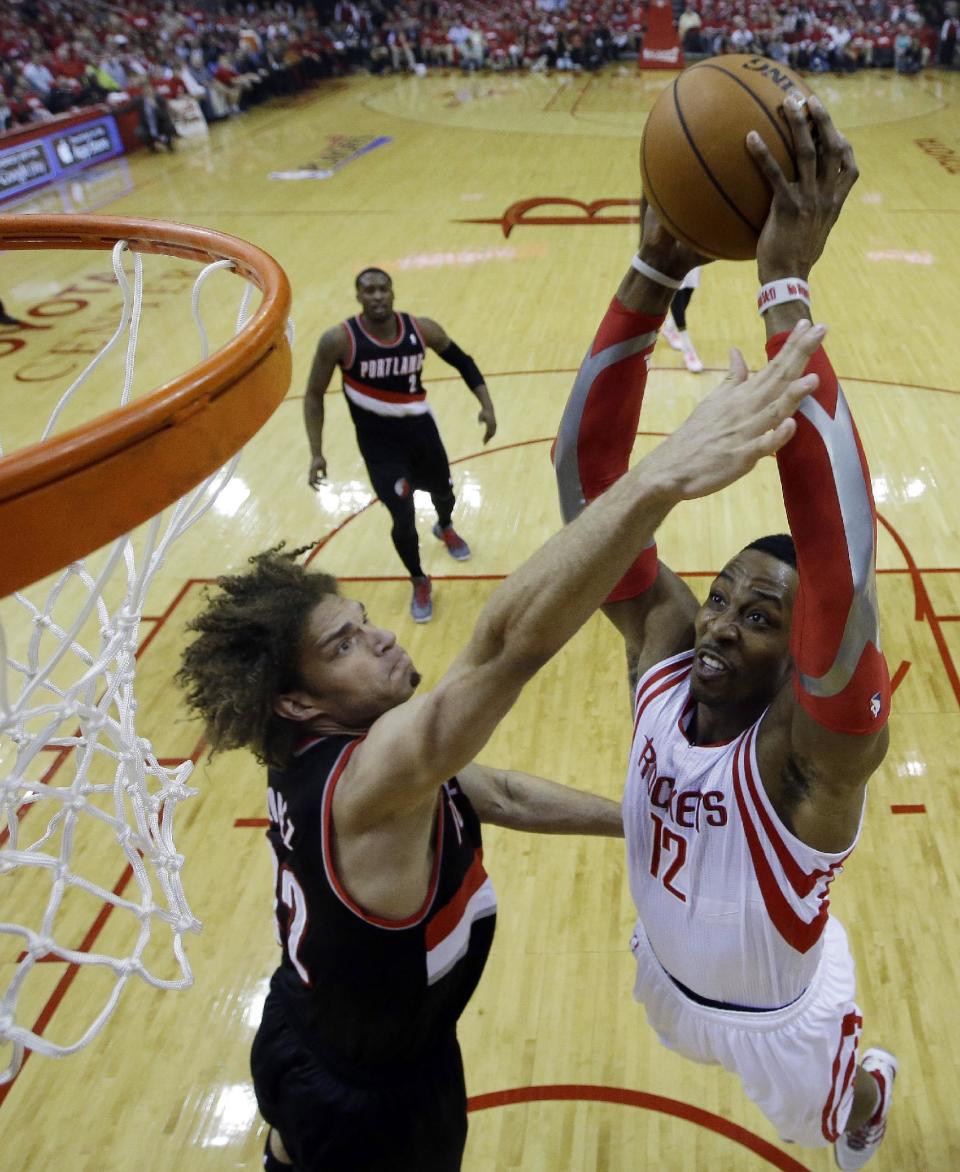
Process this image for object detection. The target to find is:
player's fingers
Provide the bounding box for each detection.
[756,376,818,447]
[783,94,817,190]
[757,416,799,457]
[808,95,851,200]
[807,95,839,159]
[770,321,825,381]
[728,347,749,385]
[740,326,820,415]
[745,130,789,197]
[781,372,820,412]
[748,370,815,438]
[837,137,860,199]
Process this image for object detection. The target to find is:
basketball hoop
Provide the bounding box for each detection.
[0,215,292,1084]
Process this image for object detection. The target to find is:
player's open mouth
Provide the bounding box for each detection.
[696,649,731,677]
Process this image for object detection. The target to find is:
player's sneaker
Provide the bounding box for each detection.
[834,1048,898,1170]
[682,341,704,373]
[410,576,433,623]
[432,523,471,561]
[661,313,683,351]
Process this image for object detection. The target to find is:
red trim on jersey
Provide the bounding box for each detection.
[321,743,444,928]
[424,850,489,952]
[740,727,852,898]
[293,734,333,757]
[340,320,356,369]
[821,1010,863,1141]
[635,652,694,715]
[355,312,404,347]
[409,314,427,349]
[342,373,427,404]
[731,729,835,953]
[633,661,694,739]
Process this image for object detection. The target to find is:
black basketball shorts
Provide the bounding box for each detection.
[350,407,454,505]
[251,991,468,1172]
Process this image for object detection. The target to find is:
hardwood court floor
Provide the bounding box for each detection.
[1,65,959,1170]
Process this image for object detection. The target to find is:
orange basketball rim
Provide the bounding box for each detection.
[0,215,292,598]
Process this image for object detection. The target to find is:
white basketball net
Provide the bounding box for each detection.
[0,242,288,1084]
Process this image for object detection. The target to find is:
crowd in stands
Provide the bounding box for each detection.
[353,0,957,75]
[0,1,333,138]
[1,0,958,139]
[677,0,958,73]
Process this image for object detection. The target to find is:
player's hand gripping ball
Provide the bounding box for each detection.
[640,55,815,261]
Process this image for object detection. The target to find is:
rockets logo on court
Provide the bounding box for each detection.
[870,691,882,719]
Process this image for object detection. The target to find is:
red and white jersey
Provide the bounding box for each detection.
[624,650,862,1008]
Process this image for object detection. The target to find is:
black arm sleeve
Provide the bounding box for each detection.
[437,341,485,390]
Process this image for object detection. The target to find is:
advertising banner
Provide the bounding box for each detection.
[0,114,123,204]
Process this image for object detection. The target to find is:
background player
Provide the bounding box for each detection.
[661,266,704,373]
[554,97,896,1170]
[179,318,825,1170]
[304,268,497,623]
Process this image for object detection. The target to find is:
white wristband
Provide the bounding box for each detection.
[757,278,811,315]
[631,254,683,290]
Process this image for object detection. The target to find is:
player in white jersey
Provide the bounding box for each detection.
[554,98,896,1170]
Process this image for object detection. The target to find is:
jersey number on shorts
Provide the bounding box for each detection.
[649,813,687,902]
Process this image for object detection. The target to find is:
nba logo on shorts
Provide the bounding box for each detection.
[870,691,882,719]
[395,478,411,498]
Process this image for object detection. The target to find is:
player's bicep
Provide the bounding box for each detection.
[416,316,451,351]
[789,701,889,790]
[307,329,346,393]
[602,563,699,679]
[759,682,888,796]
[456,762,508,823]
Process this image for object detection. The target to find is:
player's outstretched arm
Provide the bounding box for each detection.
[457,762,623,837]
[304,326,346,488]
[554,206,713,684]
[346,320,825,826]
[750,97,889,851]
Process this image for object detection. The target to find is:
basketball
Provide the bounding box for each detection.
[640,55,814,261]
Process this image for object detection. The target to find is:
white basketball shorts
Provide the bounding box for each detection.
[630,915,862,1147]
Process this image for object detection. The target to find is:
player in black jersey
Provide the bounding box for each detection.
[304,268,497,623]
[179,316,824,1171]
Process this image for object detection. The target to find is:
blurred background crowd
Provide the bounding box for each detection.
[1,0,957,136]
